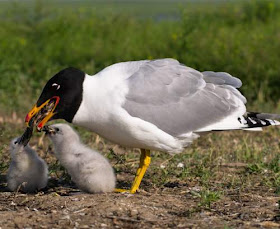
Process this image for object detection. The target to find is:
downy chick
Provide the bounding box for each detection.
[46,124,116,193]
[7,138,48,193]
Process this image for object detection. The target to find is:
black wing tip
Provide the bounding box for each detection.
[244,112,280,129]
[247,111,280,120]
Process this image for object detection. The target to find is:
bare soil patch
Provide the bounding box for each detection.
[0,122,279,228]
[0,172,279,229]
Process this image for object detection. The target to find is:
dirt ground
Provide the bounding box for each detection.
[0,120,280,228]
[0,172,279,229]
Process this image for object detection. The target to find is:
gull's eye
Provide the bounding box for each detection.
[55,127,60,132]
[52,83,60,90]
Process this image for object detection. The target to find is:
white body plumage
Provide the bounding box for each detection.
[7,138,48,193]
[47,124,116,193]
[73,61,194,154]
[72,59,279,154]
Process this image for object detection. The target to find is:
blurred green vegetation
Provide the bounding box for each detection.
[0,0,280,115]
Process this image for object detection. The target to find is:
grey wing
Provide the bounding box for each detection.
[123,59,246,136]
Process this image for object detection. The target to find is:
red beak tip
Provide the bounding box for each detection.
[25,114,30,123]
[38,123,43,129]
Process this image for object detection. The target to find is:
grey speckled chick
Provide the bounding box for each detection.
[7,138,48,193]
[46,124,116,193]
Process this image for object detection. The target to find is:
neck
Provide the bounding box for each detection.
[12,146,37,168]
[54,142,79,165]
[72,75,103,128]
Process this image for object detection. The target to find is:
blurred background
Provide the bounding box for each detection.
[0,0,280,117]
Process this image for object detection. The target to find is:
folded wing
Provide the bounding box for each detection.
[123,59,247,136]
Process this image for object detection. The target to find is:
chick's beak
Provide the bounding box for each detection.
[25,96,60,131]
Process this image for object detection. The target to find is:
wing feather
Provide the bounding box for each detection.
[123,59,246,136]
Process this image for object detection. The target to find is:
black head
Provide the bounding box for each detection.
[25,67,85,130]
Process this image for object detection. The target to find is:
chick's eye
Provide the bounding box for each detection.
[55,127,60,132]
[52,83,60,90]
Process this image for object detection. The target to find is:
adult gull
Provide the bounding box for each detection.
[21,58,280,193]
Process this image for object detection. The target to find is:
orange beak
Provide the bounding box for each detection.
[25,96,60,130]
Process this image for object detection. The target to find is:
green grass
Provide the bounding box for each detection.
[198,189,221,208]
[0,0,280,115]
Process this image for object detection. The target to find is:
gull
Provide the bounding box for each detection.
[22,58,280,193]
[7,138,48,193]
[45,123,116,193]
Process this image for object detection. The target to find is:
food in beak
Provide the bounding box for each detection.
[26,96,59,129]
[34,99,57,130]
[16,126,34,146]
[20,97,59,146]
[42,125,56,135]
[17,109,38,146]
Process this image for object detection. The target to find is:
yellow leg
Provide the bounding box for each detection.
[115,149,151,194]
[130,149,151,193]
